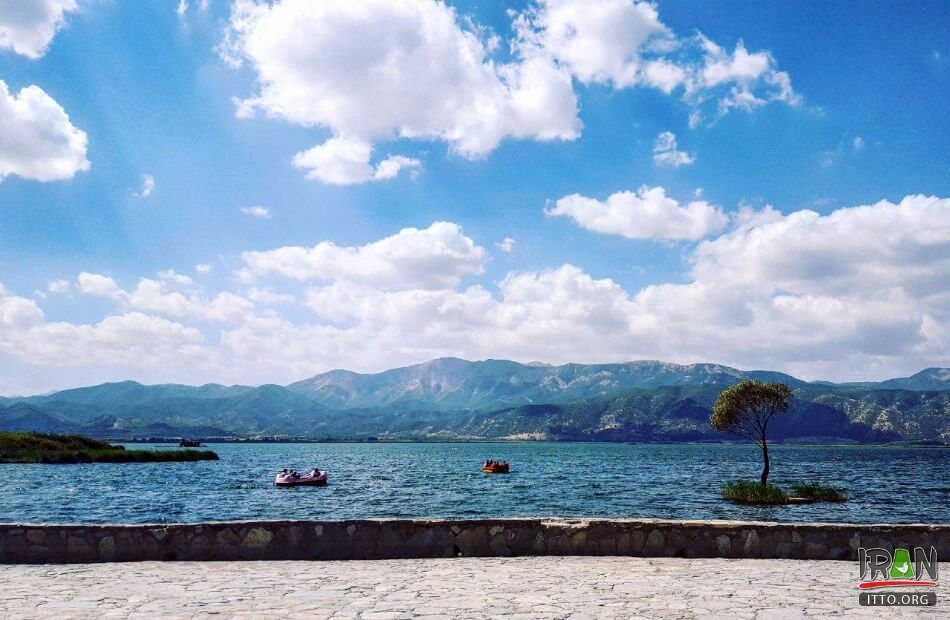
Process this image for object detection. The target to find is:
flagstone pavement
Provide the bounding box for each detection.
[0,557,945,619]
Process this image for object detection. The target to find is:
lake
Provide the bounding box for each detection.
[2,442,947,524]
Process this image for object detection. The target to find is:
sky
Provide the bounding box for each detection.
[0,0,948,394]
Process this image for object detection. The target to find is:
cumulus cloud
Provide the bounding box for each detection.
[546,185,727,240]
[134,174,155,198]
[519,0,799,122]
[291,137,421,185]
[0,283,206,379]
[238,221,486,290]
[0,0,79,59]
[0,80,89,183]
[219,1,797,182]
[219,0,579,182]
[47,279,70,294]
[246,287,296,306]
[496,237,516,253]
[195,263,213,275]
[521,0,670,88]
[77,272,254,324]
[76,272,123,300]
[157,269,193,286]
[239,205,271,219]
[5,195,947,391]
[221,193,949,382]
[653,131,695,168]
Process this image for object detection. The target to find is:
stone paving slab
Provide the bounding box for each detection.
[0,557,945,619]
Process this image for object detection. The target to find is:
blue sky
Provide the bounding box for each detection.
[0,0,947,394]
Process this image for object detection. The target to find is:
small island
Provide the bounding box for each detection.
[0,432,218,464]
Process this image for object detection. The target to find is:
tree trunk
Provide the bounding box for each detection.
[760,440,770,486]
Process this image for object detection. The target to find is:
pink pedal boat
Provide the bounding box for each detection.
[275,469,328,487]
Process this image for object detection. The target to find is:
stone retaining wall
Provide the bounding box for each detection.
[1,519,946,564]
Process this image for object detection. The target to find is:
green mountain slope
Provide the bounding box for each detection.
[0,360,946,442]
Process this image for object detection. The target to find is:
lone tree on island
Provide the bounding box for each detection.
[710,380,793,486]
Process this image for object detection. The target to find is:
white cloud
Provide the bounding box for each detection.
[157,269,193,286]
[0,283,206,377]
[520,0,799,122]
[853,136,865,151]
[220,0,580,181]
[5,195,947,391]
[239,205,271,219]
[627,195,950,377]
[652,131,695,168]
[195,263,213,274]
[0,0,78,59]
[521,0,670,88]
[642,60,687,94]
[246,287,296,306]
[546,185,727,240]
[0,80,89,182]
[177,0,211,19]
[697,37,771,88]
[77,273,254,324]
[218,1,799,185]
[77,272,123,300]
[496,237,516,253]
[224,264,637,376]
[292,137,421,185]
[134,174,155,198]
[47,279,70,294]
[239,221,486,290]
[0,286,44,329]
[218,193,949,380]
[218,0,799,183]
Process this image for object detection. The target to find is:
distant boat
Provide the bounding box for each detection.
[178,439,201,447]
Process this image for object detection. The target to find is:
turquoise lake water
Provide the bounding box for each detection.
[2,442,947,524]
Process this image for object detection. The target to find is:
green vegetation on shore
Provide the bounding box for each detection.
[790,482,848,502]
[721,479,849,505]
[721,480,789,505]
[0,432,218,463]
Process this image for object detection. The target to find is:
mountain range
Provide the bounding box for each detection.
[1,359,947,443]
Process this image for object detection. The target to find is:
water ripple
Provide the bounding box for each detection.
[0,443,946,524]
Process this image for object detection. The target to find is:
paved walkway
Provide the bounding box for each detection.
[0,557,944,619]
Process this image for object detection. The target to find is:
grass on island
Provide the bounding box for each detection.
[722,479,849,505]
[790,481,849,502]
[0,431,218,464]
[721,480,789,505]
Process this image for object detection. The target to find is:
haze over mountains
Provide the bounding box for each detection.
[1,359,947,443]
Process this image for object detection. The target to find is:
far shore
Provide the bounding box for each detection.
[113,437,949,448]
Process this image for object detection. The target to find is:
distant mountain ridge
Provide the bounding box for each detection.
[285,358,806,410]
[1,359,947,443]
[841,368,950,392]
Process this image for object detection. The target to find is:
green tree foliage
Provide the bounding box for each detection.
[710,380,792,486]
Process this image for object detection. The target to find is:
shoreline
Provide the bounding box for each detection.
[114,438,950,448]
